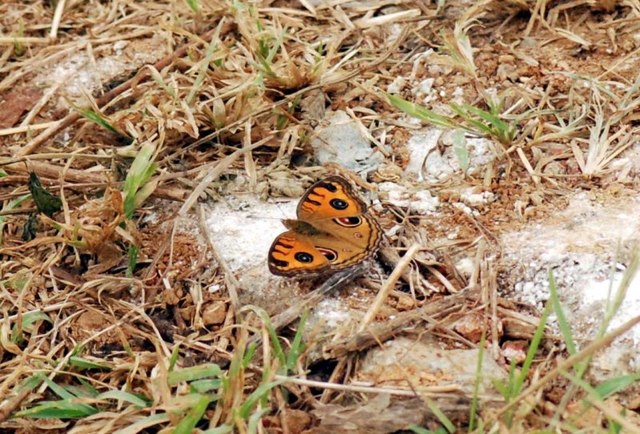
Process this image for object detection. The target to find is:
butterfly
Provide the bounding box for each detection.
[268,176,383,276]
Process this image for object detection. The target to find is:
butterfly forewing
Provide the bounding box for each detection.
[296,176,366,221]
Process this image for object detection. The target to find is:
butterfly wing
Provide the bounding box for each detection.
[268,228,379,276]
[268,231,330,276]
[296,176,367,221]
[297,176,382,251]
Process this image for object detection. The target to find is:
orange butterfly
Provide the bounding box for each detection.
[268,176,382,276]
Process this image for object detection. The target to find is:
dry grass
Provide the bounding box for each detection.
[1,0,640,433]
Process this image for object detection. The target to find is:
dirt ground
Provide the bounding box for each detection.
[1,0,640,433]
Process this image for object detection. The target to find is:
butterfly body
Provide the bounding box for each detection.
[268,176,382,276]
[281,219,322,236]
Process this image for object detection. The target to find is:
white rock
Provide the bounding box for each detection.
[206,195,296,272]
[387,76,406,94]
[378,182,439,215]
[404,129,497,182]
[460,187,495,206]
[359,337,506,394]
[504,192,640,376]
[311,110,384,173]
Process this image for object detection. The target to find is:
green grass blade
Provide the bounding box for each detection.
[184,0,199,12]
[0,193,30,245]
[173,393,214,434]
[65,384,97,399]
[168,363,223,385]
[452,129,469,173]
[548,270,577,356]
[70,101,131,141]
[408,426,448,434]
[513,300,551,395]
[169,342,181,371]
[241,305,286,369]
[3,270,30,290]
[237,379,284,420]
[97,390,151,407]
[190,379,222,394]
[122,142,157,219]
[21,311,53,329]
[77,107,120,134]
[42,376,76,400]
[17,400,98,419]
[387,94,457,129]
[12,311,52,342]
[17,374,45,394]
[460,103,511,133]
[600,245,640,337]
[593,373,640,399]
[247,408,269,434]
[126,244,138,277]
[423,396,455,433]
[69,356,112,371]
[242,342,257,369]
[132,179,158,213]
[560,369,638,430]
[285,310,307,373]
[449,104,493,136]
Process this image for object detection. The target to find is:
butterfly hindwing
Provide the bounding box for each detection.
[268,227,380,276]
[268,231,330,276]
